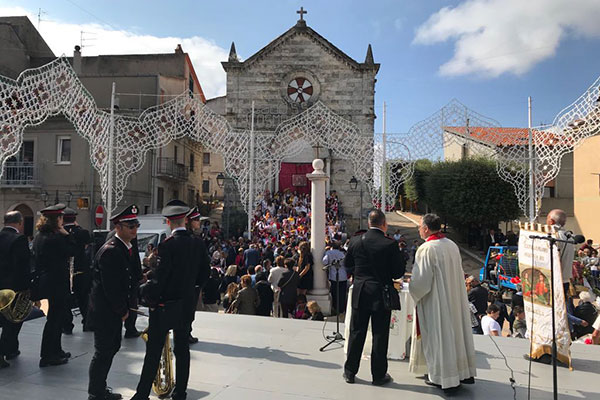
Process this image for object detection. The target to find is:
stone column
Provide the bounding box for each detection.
[307,159,332,315]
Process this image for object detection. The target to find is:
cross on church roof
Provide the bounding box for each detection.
[297,7,307,21]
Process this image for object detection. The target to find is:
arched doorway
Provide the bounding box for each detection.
[14,203,34,238]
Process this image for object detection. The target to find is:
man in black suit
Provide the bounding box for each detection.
[185,206,210,344]
[132,201,210,400]
[87,205,139,400]
[62,207,92,333]
[343,209,405,386]
[0,211,32,368]
[105,225,143,339]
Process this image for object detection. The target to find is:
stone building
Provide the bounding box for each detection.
[0,16,206,233]
[205,11,379,231]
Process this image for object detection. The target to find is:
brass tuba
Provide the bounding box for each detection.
[141,328,174,398]
[0,288,33,323]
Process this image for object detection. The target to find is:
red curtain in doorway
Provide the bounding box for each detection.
[279,163,313,195]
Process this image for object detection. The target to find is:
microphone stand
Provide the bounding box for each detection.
[528,233,580,400]
[320,259,345,352]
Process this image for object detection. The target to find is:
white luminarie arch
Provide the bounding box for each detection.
[0,58,377,214]
[1,57,599,220]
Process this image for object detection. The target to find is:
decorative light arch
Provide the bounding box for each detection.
[0,57,377,214]
[2,57,599,220]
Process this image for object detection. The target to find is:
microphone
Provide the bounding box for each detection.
[572,234,585,244]
[529,233,585,244]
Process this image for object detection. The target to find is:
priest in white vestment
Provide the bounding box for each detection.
[409,214,476,392]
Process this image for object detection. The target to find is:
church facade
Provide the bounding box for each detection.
[206,12,379,231]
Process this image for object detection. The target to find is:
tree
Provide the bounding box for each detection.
[424,158,521,233]
[403,159,432,211]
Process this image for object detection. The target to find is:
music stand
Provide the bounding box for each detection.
[320,259,345,351]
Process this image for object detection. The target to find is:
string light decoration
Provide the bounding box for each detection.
[376,86,600,220]
[496,77,600,219]
[0,57,374,213]
[2,57,599,219]
[373,99,503,210]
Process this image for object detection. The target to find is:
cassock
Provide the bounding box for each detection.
[409,235,476,389]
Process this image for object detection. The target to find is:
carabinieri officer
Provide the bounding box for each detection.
[132,200,209,400]
[87,204,139,400]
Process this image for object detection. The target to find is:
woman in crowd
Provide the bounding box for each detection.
[220,265,239,293]
[296,241,313,296]
[278,258,300,318]
[223,282,239,311]
[254,272,274,317]
[33,204,74,367]
[230,275,259,315]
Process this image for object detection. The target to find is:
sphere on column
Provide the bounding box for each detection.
[312,158,324,172]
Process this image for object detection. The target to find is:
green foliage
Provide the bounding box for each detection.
[404,159,433,202]
[423,157,521,230]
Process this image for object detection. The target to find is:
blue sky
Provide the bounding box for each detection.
[2,0,600,133]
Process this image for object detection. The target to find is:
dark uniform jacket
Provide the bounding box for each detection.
[64,224,92,273]
[89,236,133,320]
[344,228,405,311]
[106,230,142,290]
[0,226,31,291]
[33,231,74,297]
[144,229,210,323]
[277,270,300,305]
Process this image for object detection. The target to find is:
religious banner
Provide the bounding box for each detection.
[518,223,571,367]
[291,174,307,187]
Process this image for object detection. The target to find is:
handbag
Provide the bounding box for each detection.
[361,235,401,311]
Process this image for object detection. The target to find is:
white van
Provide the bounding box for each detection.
[136,214,171,262]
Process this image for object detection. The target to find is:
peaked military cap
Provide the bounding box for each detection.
[63,207,78,222]
[41,203,66,215]
[162,199,189,220]
[110,204,139,223]
[186,206,201,220]
[64,207,78,216]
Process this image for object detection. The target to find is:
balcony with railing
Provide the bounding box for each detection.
[1,161,39,186]
[155,157,189,182]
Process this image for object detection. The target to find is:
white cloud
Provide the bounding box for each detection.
[413,0,600,78]
[0,6,228,97]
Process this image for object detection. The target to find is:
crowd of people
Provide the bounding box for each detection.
[6,196,600,397]
[466,210,600,348]
[249,190,344,244]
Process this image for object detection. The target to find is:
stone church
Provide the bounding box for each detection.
[206,9,379,231]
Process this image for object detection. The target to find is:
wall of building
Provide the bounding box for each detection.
[224,30,377,230]
[0,116,152,231]
[573,136,600,241]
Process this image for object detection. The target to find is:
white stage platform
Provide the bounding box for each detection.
[1,312,599,399]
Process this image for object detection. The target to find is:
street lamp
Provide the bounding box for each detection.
[349,176,363,229]
[48,190,75,206]
[40,190,49,206]
[216,172,225,188]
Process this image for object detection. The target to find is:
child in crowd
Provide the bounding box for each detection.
[294,294,309,319]
[307,301,324,321]
[481,304,502,336]
[512,306,526,338]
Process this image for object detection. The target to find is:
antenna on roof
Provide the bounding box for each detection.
[80,31,97,49]
[37,8,47,30]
